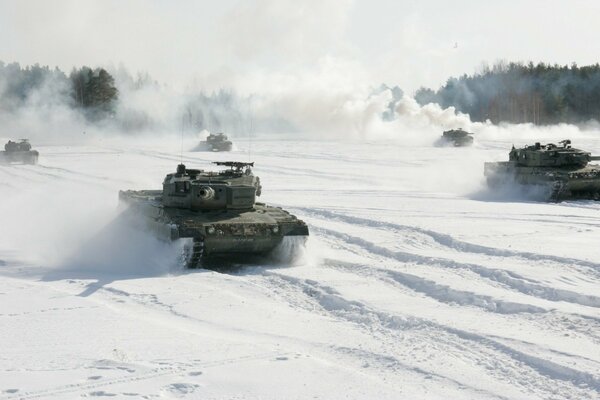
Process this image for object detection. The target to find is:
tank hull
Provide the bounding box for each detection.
[0,150,38,165]
[484,161,600,201]
[209,141,233,152]
[119,189,309,262]
[441,135,473,147]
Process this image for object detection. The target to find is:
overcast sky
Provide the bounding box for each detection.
[1,0,600,93]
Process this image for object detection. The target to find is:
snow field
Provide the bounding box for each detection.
[0,137,599,399]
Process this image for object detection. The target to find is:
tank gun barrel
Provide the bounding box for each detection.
[590,156,600,161]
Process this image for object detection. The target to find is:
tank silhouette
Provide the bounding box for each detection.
[203,132,233,152]
[119,161,309,267]
[440,128,474,147]
[0,139,39,164]
[484,139,600,201]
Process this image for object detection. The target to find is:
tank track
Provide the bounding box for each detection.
[185,238,204,268]
[548,181,600,201]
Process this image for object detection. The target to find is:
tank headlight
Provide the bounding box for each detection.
[271,225,279,233]
[207,226,216,235]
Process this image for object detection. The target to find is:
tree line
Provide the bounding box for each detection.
[415,61,600,125]
[0,61,118,120]
[0,61,248,131]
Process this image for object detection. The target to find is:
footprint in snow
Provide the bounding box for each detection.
[164,383,200,396]
[88,391,117,397]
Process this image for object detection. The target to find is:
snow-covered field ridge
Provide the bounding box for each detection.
[0,138,599,399]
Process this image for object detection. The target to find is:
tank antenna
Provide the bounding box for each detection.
[180,113,184,164]
[248,98,253,163]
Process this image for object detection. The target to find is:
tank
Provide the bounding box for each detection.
[484,139,600,201]
[119,161,309,267]
[0,139,39,164]
[204,132,233,152]
[440,128,474,146]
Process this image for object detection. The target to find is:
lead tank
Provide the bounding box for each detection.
[484,139,600,201]
[0,139,39,164]
[119,161,309,267]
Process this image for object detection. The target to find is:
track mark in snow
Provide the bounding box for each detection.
[36,164,135,185]
[264,273,600,396]
[330,346,512,400]
[325,259,546,314]
[316,226,600,309]
[299,207,600,271]
[320,258,600,348]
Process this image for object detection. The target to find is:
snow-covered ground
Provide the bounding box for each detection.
[0,136,599,399]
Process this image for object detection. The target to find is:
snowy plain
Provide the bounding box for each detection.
[0,134,599,399]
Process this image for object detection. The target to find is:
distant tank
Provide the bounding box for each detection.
[119,161,309,267]
[440,128,474,147]
[0,139,39,164]
[204,132,233,152]
[484,139,600,201]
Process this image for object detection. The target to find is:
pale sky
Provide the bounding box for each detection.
[1,0,600,93]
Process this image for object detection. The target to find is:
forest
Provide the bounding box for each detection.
[0,61,248,132]
[4,60,600,129]
[0,61,119,121]
[415,62,600,125]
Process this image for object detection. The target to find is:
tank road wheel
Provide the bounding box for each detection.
[184,238,204,269]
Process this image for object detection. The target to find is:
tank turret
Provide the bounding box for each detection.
[508,140,597,167]
[484,139,600,201]
[119,161,307,267]
[161,162,261,210]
